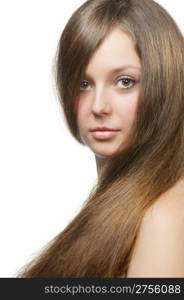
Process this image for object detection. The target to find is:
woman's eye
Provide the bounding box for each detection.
[117,77,136,89]
[79,80,91,91]
[79,77,136,91]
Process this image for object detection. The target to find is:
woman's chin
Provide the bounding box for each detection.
[93,149,117,158]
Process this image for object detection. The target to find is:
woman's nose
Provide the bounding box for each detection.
[91,87,112,116]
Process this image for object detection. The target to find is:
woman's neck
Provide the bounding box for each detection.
[95,155,108,177]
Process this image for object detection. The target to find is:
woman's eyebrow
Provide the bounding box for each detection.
[84,65,141,77]
[110,65,141,72]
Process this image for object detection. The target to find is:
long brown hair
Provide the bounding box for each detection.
[16,0,184,277]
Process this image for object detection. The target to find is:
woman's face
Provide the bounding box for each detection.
[77,28,141,158]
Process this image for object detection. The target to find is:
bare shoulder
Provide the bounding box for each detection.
[145,178,184,229]
[126,178,184,278]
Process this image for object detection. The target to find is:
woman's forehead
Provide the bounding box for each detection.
[84,29,141,78]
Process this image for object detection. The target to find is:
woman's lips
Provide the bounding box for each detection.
[90,130,120,140]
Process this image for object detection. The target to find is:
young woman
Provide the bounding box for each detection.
[16,0,184,277]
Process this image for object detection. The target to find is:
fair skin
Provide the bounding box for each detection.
[77,27,141,176]
[77,27,184,277]
[127,178,184,277]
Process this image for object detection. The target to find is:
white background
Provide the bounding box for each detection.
[0,0,183,277]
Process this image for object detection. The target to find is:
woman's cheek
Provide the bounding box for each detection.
[79,100,91,119]
[121,92,139,115]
